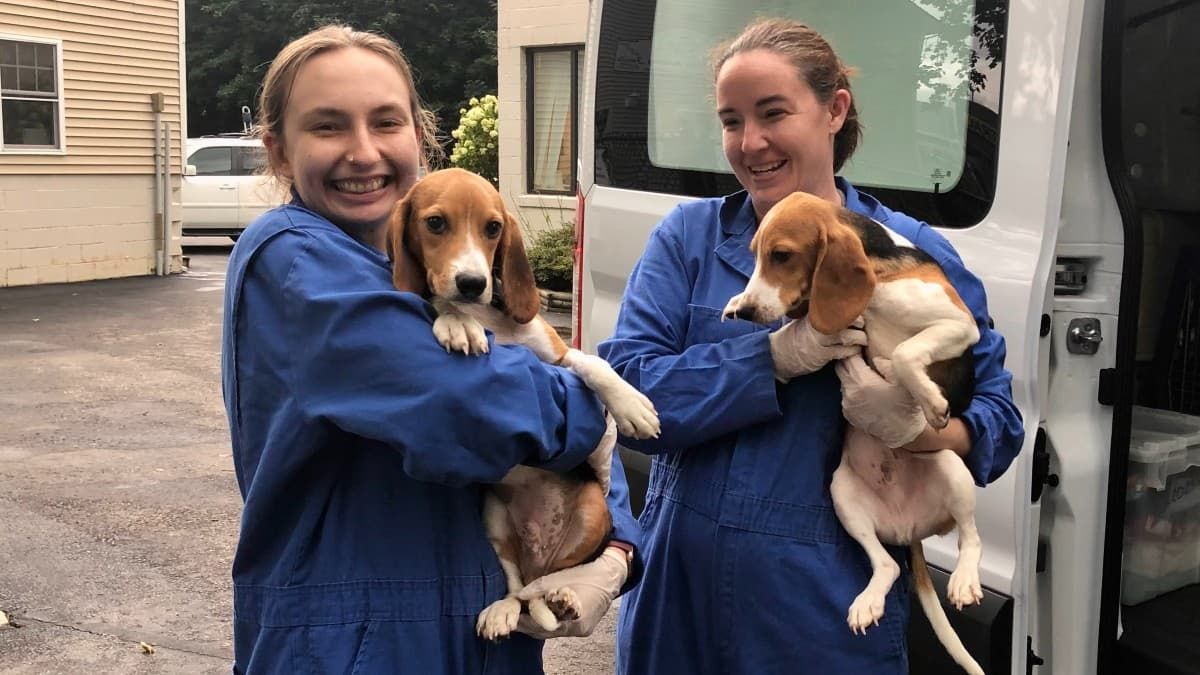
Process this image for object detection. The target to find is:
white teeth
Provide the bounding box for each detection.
[334,177,386,193]
[750,160,786,174]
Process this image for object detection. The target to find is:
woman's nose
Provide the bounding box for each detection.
[741,121,768,153]
[346,125,382,165]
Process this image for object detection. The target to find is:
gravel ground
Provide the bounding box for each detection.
[0,237,617,674]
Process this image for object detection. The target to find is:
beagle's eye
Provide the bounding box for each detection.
[426,215,447,234]
[485,220,502,238]
[770,250,793,264]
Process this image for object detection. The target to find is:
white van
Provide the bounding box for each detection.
[574,0,1200,673]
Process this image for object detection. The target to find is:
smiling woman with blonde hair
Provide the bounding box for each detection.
[221,24,642,674]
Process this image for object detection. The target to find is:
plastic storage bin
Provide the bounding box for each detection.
[1122,406,1200,605]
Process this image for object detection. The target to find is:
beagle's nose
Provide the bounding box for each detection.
[455,273,488,299]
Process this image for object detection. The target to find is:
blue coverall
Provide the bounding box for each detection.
[601,180,1024,674]
[221,200,641,674]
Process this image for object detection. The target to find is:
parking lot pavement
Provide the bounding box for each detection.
[0,237,615,673]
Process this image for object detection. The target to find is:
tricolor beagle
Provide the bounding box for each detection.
[388,168,659,641]
[722,191,985,675]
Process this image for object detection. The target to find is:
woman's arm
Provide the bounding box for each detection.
[270,231,608,487]
[597,210,783,454]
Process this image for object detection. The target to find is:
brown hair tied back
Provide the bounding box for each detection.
[711,18,862,172]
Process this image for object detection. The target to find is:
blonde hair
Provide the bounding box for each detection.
[711,18,862,172]
[256,24,443,182]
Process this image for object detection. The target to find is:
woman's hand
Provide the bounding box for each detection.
[834,354,927,448]
[768,318,867,382]
[513,547,630,639]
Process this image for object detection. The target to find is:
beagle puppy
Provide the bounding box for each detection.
[388,168,659,641]
[722,191,985,675]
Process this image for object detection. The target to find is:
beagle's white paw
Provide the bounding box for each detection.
[916,390,951,430]
[847,589,887,635]
[476,595,521,641]
[946,563,984,610]
[605,382,660,440]
[545,586,582,622]
[434,312,489,355]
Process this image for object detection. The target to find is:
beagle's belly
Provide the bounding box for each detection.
[842,428,957,544]
[491,466,611,583]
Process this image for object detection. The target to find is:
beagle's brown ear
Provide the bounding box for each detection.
[387,197,428,295]
[807,219,875,334]
[496,210,540,324]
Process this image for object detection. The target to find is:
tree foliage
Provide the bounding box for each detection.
[185,0,497,151]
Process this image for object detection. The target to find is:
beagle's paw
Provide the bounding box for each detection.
[947,563,984,610]
[545,586,582,623]
[605,383,660,440]
[476,595,522,641]
[917,391,951,430]
[847,589,887,635]
[434,312,489,355]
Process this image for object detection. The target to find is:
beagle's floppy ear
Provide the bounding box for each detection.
[495,210,540,324]
[387,197,428,295]
[807,218,876,334]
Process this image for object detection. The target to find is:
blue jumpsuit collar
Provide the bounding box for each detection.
[718,190,755,235]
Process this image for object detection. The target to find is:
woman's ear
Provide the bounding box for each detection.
[262,131,292,181]
[387,197,428,294]
[496,210,540,324]
[828,89,851,134]
[807,218,874,334]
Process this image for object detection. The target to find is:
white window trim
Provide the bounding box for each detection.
[0,32,67,155]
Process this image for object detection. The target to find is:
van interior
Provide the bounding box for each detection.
[1109,1,1200,672]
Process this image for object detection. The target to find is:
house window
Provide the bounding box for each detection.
[527,46,582,194]
[0,36,63,151]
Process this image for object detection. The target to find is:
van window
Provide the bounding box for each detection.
[594,0,1008,227]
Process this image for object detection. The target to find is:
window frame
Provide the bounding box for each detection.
[525,44,582,196]
[0,33,66,155]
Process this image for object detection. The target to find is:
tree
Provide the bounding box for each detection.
[185,0,497,153]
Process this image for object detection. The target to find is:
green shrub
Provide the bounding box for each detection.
[526,221,576,292]
[449,94,498,185]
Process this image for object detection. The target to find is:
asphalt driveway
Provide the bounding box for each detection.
[0,238,616,673]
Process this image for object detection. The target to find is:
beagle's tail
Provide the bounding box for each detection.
[911,542,985,675]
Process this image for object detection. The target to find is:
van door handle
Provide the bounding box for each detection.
[1066,318,1102,355]
[219,185,237,190]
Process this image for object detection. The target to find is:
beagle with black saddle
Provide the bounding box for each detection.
[722,191,985,675]
[387,168,659,641]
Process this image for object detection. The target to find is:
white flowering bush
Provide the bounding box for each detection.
[449,94,499,185]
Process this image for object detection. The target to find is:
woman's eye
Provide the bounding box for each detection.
[720,118,740,129]
[770,250,792,264]
[485,220,502,238]
[426,216,447,234]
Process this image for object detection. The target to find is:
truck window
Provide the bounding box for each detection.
[594,0,1008,228]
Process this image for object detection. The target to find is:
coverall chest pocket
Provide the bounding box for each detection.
[683,304,767,347]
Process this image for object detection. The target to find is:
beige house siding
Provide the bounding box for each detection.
[497,0,588,237]
[0,0,185,287]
